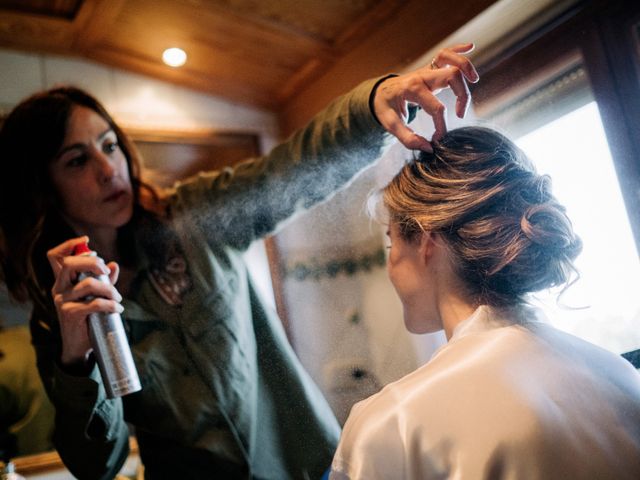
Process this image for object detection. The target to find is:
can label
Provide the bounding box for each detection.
[105,330,141,396]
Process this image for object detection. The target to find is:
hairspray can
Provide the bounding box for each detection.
[73,242,141,398]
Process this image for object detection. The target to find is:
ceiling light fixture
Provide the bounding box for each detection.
[162,47,187,67]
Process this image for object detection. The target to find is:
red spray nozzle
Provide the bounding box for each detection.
[72,242,92,256]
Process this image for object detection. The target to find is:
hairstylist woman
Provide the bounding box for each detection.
[0,45,479,479]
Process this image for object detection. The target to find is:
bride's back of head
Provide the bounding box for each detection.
[381,126,582,307]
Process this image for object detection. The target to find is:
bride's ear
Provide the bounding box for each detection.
[420,231,450,266]
[419,231,437,260]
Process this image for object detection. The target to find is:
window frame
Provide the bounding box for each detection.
[471,0,640,254]
[470,0,640,366]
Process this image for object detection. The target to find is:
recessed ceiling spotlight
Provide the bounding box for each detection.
[162,47,187,67]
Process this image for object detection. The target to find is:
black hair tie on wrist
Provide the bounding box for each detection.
[368,74,399,125]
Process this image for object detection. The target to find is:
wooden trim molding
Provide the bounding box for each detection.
[12,437,139,476]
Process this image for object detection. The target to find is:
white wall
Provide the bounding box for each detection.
[276,162,424,423]
[0,48,278,151]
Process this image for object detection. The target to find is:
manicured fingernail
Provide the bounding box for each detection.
[457,102,468,118]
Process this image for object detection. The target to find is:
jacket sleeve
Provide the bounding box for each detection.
[30,307,130,480]
[168,76,394,251]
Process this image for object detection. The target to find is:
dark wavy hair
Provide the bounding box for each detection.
[380,126,583,307]
[0,87,159,303]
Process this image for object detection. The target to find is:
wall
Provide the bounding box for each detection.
[0,47,278,150]
[275,160,426,424]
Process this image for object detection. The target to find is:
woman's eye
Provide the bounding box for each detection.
[66,154,87,167]
[103,140,118,154]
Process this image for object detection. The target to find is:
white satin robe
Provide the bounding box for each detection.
[330,305,640,479]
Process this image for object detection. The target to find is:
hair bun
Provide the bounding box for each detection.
[521,174,552,204]
[520,203,574,248]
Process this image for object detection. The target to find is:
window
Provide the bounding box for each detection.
[517,101,640,354]
[472,1,640,360]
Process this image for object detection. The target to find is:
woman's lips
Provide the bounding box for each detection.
[103,190,126,202]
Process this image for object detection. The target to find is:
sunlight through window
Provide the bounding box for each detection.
[516,102,640,354]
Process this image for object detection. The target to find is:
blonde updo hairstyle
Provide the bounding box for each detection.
[382,126,582,307]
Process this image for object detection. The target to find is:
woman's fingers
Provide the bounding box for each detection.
[57,276,123,304]
[106,261,120,285]
[444,68,472,118]
[449,42,475,53]
[402,85,449,141]
[57,297,124,318]
[377,107,431,151]
[46,236,89,277]
[51,254,111,296]
[372,42,478,151]
[433,43,479,83]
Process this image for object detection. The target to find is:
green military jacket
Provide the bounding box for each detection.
[30,76,394,479]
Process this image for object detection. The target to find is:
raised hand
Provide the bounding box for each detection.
[373,43,479,151]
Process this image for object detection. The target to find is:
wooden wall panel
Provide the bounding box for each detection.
[278,0,499,135]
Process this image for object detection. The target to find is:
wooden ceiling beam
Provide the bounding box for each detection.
[139,0,330,56]
[71,0,127,52]
[193,1,333,50]
[276,57,327,106]
[276,0,408,106]
[0,10,75,50]
[331,0,407,53]
[278,0,499,136]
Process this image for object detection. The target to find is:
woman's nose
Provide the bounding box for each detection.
[95,151,116,183]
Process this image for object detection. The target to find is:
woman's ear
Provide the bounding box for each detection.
[419,231,437,262]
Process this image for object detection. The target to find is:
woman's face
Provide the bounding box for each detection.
[48,105,133,235]
[386,222,438,334]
